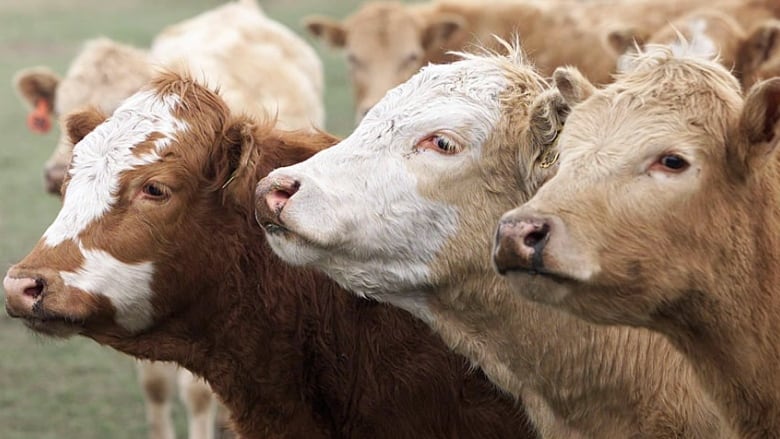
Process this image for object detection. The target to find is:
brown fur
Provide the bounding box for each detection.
[502,47,780,437]
[6,73,536,439]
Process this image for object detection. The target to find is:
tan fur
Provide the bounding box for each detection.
[502,46,780,437]
[609,7,780,90]
[306,0,770,122]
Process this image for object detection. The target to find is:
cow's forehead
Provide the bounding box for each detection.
[360,59,508,140]
[43,89,188,247]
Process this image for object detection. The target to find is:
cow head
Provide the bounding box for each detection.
[494,46,780,328]
[13,38,152,195]
[608,10,745,79]
[256,45,565,319]
[3,72,328,343]
[305,1,465,123]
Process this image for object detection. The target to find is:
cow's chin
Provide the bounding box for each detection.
[21,317,83,338]
[504,270,578,306]
[5,291,92,338]
[265,228,330,267]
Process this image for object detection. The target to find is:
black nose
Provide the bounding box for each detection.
[493,217,551,274]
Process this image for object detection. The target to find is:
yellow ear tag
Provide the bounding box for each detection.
[539,130,561,169]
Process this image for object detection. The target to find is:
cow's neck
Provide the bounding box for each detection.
[92,213,333,438]
[652,175,780,437]
[422,255,687,436]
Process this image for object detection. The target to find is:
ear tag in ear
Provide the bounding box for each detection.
[27,99,52,134]
[539,129,561,169]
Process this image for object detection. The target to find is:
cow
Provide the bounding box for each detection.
[607,10,780,89]
[493,45,780,438]
[303,0,767,123]
[255,44,735,438]
[11,1,324,437]
[2,72,537,439]
[14,0,323,195]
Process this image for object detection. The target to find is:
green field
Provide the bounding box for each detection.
[0,1,362,437]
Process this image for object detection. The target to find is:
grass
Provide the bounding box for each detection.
[0,0,363,437]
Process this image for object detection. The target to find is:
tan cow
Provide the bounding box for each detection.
[608,9,746,74]
[608,10,780,89]
[304,0,765,123]
[255,45,735,438]
[14,0,323,195]
[494,45,780,437]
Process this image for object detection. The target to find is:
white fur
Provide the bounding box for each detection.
[61,244,155,332]
[43,90,186,247]
[265,59,506,316]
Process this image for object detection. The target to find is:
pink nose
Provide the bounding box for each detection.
[254,175,300,228]
[3,275,45,316]
[493,217,551,275]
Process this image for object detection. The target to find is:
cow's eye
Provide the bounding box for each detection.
[142,182,168,200]
[416,134,461,155]
[659,154,689,171]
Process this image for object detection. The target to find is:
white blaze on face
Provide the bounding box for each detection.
[265,58,507,314]
[40,88,187,332]
[61,245,155,332]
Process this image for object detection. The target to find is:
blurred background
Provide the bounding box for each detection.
[0,1,364,437]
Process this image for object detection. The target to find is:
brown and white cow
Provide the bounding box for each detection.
[2,72,537,439]
[494,46,780,437]
[255,46,734,438]
[12,1,324,437]
[14,0,323,195]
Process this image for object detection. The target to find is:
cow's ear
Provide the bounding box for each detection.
[422,13,465,50]
[733,77,780,176]
[303,15,347,48]
[14,67,61,134]
[216,117,262,205]
[528,88,570,152]
[14,67,60,109]
[64,107,107,146]
[553,66,595,107]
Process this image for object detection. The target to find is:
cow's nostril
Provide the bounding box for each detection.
[523,223,550,250]
[24,278,45,298]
